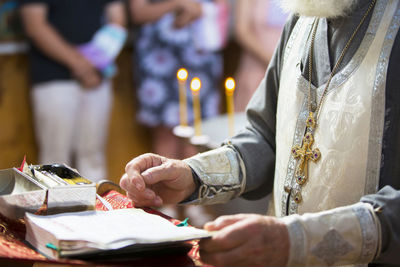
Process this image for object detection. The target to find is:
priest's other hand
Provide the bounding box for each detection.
[199,214,289,267]
[120,153,196,207]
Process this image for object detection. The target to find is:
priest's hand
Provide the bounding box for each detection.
[199,214,290,267]
[120,153,196,207]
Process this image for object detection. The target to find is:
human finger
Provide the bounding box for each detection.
[125,153,164,174]
[204,214,253,231]
[120,172,142,194]
[183,1,202,20]
[119,173,130,191]
[125,154,164,192]
[200,236,272,267]
[121,172,163,206]
[200,219,251,252]
[82,73,102,89]
[173,12,192,28]
[127,192,163,207]
[141,159,186,185]
[201,216,290,267]
[201,225,289,267]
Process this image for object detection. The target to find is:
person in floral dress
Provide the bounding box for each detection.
[130,0,224,159]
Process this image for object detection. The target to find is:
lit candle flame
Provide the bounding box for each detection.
[177,68,188,81]
[190,77,201,92]
[225,77,235,137]
[225,77,235,95]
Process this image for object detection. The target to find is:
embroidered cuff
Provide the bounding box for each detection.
[182,145,246,205]
[281,202,381,266]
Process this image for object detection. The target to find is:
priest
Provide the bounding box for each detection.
[120,0,400,265]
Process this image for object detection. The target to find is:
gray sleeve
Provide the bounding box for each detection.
[229,15,299,200]
[282,202,381,266]
[282,187,400,266]
[361,186,400,265]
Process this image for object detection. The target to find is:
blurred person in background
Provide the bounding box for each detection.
[233,0,287,111]
[130,0,227,159]
[129,0,228,225]
[19,0,126,182]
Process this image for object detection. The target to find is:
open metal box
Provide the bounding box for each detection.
[0,167,96,220]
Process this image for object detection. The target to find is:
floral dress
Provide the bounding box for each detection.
[134,1,222,128]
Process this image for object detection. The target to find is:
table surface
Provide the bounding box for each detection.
[0,190,201,266]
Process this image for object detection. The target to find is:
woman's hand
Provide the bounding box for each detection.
[174,0,203,28]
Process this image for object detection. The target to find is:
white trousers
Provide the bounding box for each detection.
[31,80,112,182]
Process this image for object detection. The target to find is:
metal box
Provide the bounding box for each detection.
[0,167,96,220]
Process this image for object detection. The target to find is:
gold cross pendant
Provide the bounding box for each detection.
[290,112,321,202]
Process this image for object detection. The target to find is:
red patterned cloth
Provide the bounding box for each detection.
[0,190,203,266]
[0,215,46,261]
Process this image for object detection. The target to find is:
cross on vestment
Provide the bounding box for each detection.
[291,113,321,186]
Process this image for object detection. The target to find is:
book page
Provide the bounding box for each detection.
[25,208,211,250]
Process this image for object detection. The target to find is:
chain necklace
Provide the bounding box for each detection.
[289,0,376,204]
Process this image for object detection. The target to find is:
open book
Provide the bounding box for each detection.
[25,208,212,260]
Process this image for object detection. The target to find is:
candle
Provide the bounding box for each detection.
[225,77,235,137]
[177,68,188,126]
[190,77,202,136]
